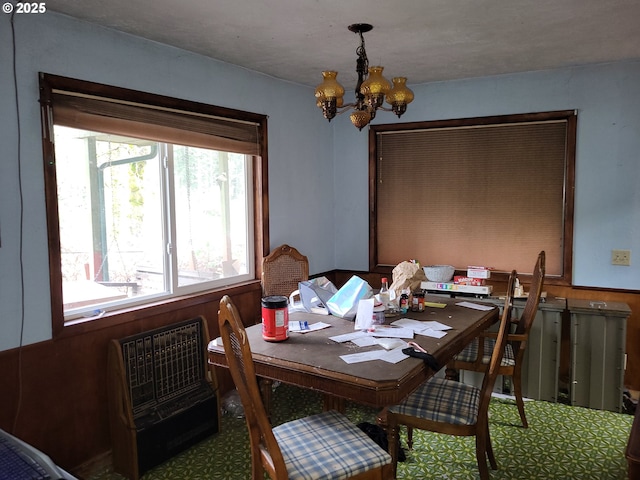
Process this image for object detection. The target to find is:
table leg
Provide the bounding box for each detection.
[259,378,273,417]
[378,410,400,478]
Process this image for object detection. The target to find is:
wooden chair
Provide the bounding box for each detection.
[217,295,393,480]
[380,271,516,480]
[450,251,545,428]
[261,244,309,297]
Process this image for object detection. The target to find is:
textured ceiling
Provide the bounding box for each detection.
[45,0,640,88]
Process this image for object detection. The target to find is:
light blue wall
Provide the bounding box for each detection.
[333,62,640,290]
[0,12,333,349]
[1,11,639,351]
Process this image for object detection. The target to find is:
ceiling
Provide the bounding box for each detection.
[46,0,640,89]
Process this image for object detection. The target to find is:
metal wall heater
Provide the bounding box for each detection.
[107,317,219,480]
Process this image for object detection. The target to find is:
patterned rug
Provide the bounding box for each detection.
[89,383,633,479]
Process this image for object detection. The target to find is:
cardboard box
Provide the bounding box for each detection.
[467,267,491,279]
[421,281,493,295]
[454,276,486,286]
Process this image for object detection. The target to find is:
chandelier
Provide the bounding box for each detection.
[314,23,414,130]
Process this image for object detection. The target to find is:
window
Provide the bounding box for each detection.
[369,111,576,284]
[39,74,267,323]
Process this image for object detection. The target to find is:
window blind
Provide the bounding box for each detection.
[374,118,571,276]
[50,91,260,156]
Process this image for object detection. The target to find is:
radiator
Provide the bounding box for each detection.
[568,299,630,413]
[458,297,564,402]
[445,294,630,413]
[518,298,565,402]
[107,317,219,480]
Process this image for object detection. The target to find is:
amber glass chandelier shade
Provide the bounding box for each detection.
[350,109,372,130]
[360,66,391,110]
[386,77,414,117]
[386,77,414,104]
[360,66,391,96]
[314,71,345,104]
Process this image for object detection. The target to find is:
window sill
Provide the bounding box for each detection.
[54,279,262,339]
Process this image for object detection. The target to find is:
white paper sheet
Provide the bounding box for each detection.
[340,350,386,364]
[420,320,452,331]
[391,318,452,334]
[418,328,447,339]
[374,338,408,350]
[368,325,414,338]
[354,298,375,330]
[352,336,378,347]
[329,331,368,343]
[289,321,332,333]
[380,347,410,364]
[391,318,424,330]
[456,301,495,311]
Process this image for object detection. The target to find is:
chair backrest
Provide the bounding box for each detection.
[218,295,288,478]
[513,251,546,354]
[262,244,309,297]
[477,271,516,424]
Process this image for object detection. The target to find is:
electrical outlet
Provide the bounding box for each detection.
[611,249,631,266]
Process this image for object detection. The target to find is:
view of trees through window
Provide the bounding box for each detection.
[55,126,252,316]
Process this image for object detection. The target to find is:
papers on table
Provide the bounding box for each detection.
[368,325,415,338]
[390,318,451,339]
[329,331,369,343]
[340,346,409,364]
[289,321,331,333]
[330,316,454,364]
[374,337,408,350]
[329,327,414,343]
[350,336,408,350]
[456,301,495,311]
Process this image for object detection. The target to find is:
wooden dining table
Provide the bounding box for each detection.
[208,295,499,411]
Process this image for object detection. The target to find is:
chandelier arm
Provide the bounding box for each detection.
[334,103,358,116]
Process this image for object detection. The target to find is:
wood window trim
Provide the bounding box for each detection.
[368,110,576,286]
[39,73,270,337]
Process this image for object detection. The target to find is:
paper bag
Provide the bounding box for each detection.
[326,275,373,320]
[389,261,427,297]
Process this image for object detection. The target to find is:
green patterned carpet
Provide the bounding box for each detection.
[90,384,633,479]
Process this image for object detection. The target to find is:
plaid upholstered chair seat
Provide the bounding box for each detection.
[455,338,516,367]
[389,377,480,426]
[218,295,392,480]
[380,271,517,480]
[273,410,391,480]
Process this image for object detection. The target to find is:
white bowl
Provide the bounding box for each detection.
[423,265,455,282]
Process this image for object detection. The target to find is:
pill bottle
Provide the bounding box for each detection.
[411,290,425,312]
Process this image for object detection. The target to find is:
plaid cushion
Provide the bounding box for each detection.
[389,377,480,425]
[454,338,515,366]
[273,410,391,480]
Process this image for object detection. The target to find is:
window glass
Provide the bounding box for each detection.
[53,126,253,319]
